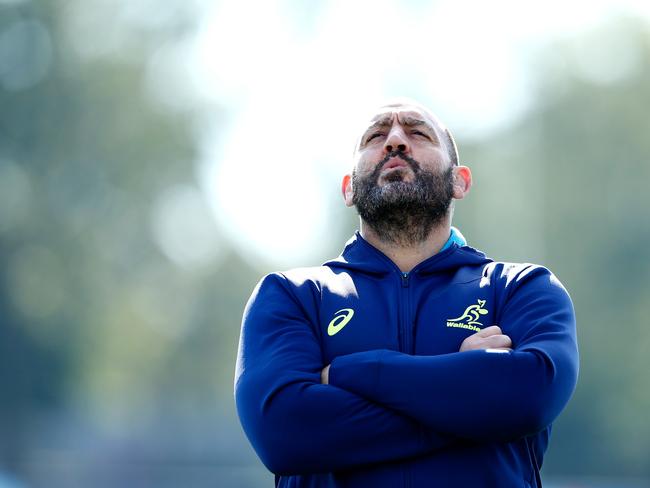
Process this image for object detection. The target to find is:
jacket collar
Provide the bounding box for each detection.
[324,227,491,276]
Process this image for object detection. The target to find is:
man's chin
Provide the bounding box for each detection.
[379,167,414,184]
[378,174,415,186]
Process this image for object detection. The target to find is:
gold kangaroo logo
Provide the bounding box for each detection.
[447,299,488,329]
[327,309,355,336]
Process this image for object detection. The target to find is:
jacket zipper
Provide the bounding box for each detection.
[400,272,411,354]
[400,271,412,488]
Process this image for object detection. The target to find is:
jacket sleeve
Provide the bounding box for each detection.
[234,273,450,475]
[328,265,579,442]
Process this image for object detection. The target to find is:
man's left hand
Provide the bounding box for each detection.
[321,365,330,384]
[460,325,512,352]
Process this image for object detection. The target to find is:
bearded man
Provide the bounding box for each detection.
[234,100,579,488]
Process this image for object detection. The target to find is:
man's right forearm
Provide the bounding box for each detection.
[236,366,450,475]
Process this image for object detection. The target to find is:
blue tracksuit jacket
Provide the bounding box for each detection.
[235,230,579,487]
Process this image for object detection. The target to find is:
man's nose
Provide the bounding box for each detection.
[384,127,410,154]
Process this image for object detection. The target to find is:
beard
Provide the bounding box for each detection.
[352,151,454,247]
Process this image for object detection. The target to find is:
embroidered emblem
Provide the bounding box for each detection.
[446,299,488,332]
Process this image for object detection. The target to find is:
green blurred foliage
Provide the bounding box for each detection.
[0,1,649,486]
[458,21,650,477]
[0,1,267,485]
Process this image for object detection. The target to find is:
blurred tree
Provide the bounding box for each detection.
[458,17,650,479]
[0,0,266,484]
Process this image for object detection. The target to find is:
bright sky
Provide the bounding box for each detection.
[179,0,648,268]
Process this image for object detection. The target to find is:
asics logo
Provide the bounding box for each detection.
[327,308,355,336]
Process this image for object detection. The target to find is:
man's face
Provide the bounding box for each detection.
[345,103,457,246]
[353,103,452,184]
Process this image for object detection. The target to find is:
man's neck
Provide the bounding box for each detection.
[359,218,452,273]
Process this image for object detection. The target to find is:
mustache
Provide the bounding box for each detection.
[371,150,422,180]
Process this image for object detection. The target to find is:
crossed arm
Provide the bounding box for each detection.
[235,274,451,475]
[321,268,578,442]
[321,325,512,384]
[235,269,578,475]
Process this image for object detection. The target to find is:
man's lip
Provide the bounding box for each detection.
[382,158,408,171]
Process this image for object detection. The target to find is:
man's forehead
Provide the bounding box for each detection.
[351,100,452,155]
[366,103,441,128]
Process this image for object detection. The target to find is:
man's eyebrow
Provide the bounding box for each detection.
[400,116,437,134]
[365,116,392,132]
[365,114,438,134]
[358,113,441,147]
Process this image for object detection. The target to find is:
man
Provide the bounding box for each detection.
[235,99,579,487]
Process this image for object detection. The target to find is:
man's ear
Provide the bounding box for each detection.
[452,165,472,200]
[342,174,354,207]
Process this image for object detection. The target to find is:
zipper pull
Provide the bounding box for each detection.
[401,272,409,287]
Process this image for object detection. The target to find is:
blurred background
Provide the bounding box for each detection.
[1,0,649,486]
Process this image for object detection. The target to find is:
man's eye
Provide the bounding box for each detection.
[366,133,383,143]
[412,130,428,138]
